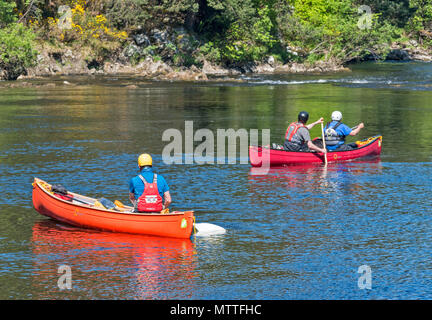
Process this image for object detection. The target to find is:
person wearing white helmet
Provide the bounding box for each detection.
[324,111,364,151]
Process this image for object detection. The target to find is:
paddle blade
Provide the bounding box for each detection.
[194,223,226,237]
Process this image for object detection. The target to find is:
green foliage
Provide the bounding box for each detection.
[3,0,432,77]
[173,51,199,67]
[0,0,17,26]
[353,0,414,28]
[0,22,37,80]
[407,0,432,46]
[220,5,278,63]
[198,0,256,36]
[276,0,399,63]
[199,41,221,62]
[104,0,198,32]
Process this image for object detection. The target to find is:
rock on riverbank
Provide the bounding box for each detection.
[16,49,350,82]
[4,31,432,82]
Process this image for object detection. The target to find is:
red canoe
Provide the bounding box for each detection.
[32,178,195,239]
[249,135,382,167]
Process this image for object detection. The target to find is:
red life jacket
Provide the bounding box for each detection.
[285,122,304,142]
[137,174,163,212]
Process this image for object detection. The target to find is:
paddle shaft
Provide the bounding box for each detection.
[59,193,93,205]
[320,122,328,165]
[63,194,123,211]
[51,183,118,209]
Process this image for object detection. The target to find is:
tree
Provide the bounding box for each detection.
[0,22,37,80]
[275,0,398,63]
[0,0,17,26]
[353,0,414,28]
[407,0,432,45]
[104,0,198,32]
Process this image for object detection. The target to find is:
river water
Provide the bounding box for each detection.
[0,62,431,299]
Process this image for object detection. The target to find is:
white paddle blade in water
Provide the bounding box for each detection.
[194,223,226,237]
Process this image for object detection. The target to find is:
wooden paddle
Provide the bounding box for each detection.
[321,122,328,165]
[60,193,105,208]
[56,193,92,205]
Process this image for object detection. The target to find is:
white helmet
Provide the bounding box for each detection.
[331,111,343,121]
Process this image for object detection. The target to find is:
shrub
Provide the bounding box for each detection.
[276,0,399,63]
[0,0,16,26]
[199,41,222,62]
[104,0,198,32]
[0,23,37,80]
[406,0,432,46]
[40,1,127,43]
[30,0,128,63]
[221,5,278,64]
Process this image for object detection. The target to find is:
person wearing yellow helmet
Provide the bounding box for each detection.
[128,153,171,213]
[137,153,153,167]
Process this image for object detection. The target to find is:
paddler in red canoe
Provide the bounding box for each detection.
[323,111,364,151]
[282,111,327,153]
[129,153,172,213]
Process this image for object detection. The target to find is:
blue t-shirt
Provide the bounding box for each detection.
[129,167,169,201]
[325,121,352,150]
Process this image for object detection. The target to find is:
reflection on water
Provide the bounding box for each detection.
[250,159,381,208]
[249,158,383,196]
[31,221,197,299]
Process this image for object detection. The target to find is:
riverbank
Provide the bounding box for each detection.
[4,44,430,85]
[4,1,432,84]
[0,35,432,87]
[13,46,350,83]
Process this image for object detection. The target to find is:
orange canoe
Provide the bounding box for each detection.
[32,178,195,239]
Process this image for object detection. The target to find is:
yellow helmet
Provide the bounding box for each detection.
[138,153,152,167]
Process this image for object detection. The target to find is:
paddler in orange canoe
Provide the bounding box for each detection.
[283,111,327,153]
[129,153,171,213]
